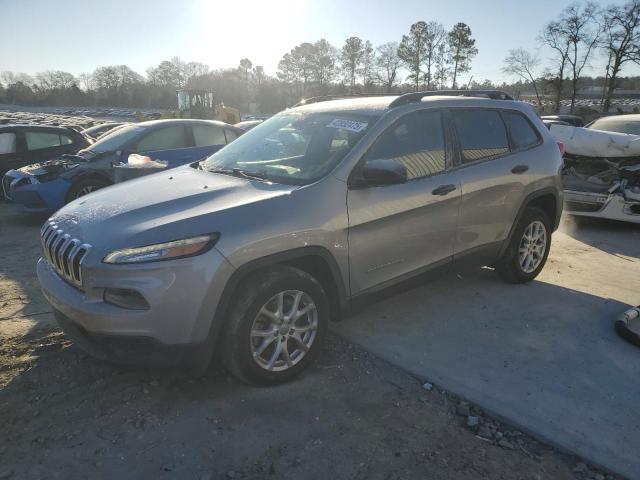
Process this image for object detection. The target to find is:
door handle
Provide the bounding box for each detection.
[511,165,529,174]
[431,184,457,196]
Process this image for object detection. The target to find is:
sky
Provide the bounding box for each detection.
[0,0,634,84]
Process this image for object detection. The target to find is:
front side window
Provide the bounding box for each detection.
[225,129,240,142]
[193,125,226,146]
[363,110,446,180]
[0,132,17,154]
[204,111,378,185]
[503,111,540,150]
[136,126,188,152]
[24,131,71,151]
[452,110,509,163]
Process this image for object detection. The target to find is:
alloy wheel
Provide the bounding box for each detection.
[249,290,318,372]
[518,220,547,273]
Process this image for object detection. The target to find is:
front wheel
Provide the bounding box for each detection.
[66,177,111,203]
[220,265,329,386]
[496,207,552,283]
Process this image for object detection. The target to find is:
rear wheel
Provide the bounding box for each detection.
[220,265,328,386]
[66,177,111,202]
[496,207,552,283]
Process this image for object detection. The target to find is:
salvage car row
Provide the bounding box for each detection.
[1,119,243,212]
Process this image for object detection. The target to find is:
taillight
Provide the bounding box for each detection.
[557,142,565,156]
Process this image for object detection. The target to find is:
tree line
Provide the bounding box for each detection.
[1,2,640,115]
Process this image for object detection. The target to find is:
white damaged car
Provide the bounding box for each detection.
[551,115,640,224]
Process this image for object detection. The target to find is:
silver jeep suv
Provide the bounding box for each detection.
[37,91,563,385]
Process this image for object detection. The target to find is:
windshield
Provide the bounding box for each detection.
[87,125,145,154]
[203,111,378,185]
[588,118,640,135]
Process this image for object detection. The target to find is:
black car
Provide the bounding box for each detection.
[0,124,92,181]
[540,115,585,127]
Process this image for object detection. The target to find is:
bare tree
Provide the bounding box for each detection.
[77,73,94,91]
[502,48,543,105]
[433,42,449,89]
[375,42,402,92]
[601,0,640,111]
[540,20,571,113]
[543,3,602,113]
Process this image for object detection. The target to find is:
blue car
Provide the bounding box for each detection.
[3,119,243,213]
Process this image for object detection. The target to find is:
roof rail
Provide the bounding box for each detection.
[388,90,514,108]
[293,93,392,108]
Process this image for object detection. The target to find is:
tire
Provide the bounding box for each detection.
[496,206,552,283]
[66,177,111,203]
[220,265,329,386]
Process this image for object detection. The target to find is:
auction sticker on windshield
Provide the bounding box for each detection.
[326,119,368,133]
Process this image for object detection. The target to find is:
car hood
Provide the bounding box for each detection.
[17,155,85,178]
[50,165,299,254]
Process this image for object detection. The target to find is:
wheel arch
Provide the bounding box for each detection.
[498,187,561,259]
[192,247,349,372]
[64,171,113,203]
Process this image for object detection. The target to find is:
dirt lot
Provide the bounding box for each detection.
[0,203,617,480]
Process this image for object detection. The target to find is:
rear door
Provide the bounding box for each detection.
[190,123,229,159]
[347,109,461,295]
[22,128,76,164]
[450,108,538,256]
[133,125,193,168]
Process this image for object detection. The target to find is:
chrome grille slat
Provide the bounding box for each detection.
[39,221,91,289]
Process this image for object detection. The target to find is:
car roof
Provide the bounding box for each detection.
[592,114,640,123]
[290,94,531,116]
[136,118,239,129]
[0,123,79,132]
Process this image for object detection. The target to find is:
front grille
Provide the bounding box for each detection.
[41,221,91,289]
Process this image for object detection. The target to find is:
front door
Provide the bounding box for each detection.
[347,109,460,295]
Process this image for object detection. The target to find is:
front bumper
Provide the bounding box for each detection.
[564,190,640,224]
[3,169,70,212]
[37,247,235,365]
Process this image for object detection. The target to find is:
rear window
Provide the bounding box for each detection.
[452,110,509,163]
[24,131,72,151]
[136,126,189,152]
[588,118,640,135]
[502,111,540,150]
[193,124,226,146]
[0,132,16,154]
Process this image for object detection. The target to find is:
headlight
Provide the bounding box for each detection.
[103,234,218,264]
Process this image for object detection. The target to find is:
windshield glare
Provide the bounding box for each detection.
[203,111,377,185]
[87,125,145,154]
[589,119,640,135]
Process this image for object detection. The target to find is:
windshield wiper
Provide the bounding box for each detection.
[208,167,271,182]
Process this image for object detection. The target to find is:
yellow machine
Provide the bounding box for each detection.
[137,89,240,124]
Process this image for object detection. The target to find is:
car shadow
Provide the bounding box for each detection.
[559,215,640,260]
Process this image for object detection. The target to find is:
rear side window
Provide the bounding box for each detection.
[225,129,240,142]
[364,110,446,180]
[503,111,540,150]
[136,126,188,152]
[0,132,16,154]
[24,131,72,151]
[452,110,509,163]
[193,125,226,146]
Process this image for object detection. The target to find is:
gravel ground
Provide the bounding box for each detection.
[0,203,617,480]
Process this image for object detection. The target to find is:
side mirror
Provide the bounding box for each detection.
[359,158,408,187]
